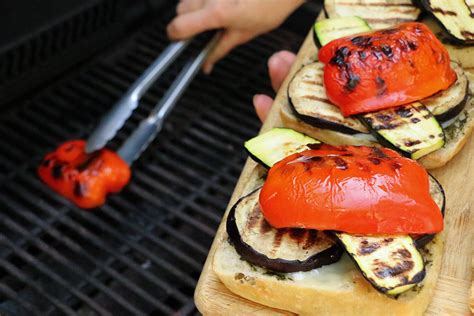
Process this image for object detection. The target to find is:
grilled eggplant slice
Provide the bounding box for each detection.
[420,0,474,44]
[227,189,343,273]
[336,233,425,295]
[361,102,445,159]
[324,0,421,30]
[421,62,469,122]
[313,16,371,47]
[244,128,319,168]
[415,175,446,248]
[288,62,370,135]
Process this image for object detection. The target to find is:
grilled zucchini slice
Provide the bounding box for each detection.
[313,16,371,47]
[288,62,370,135]
[336,233,425,295]
[420,0,474,44]
[227,189,343,273]
[244,128,319,168]
[361,102,445,159]
[324,0,421,30]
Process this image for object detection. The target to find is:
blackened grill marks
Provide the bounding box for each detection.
[411,117,421,124]
[246,205,262,231]
[345,73,360,91]
[259,219,272,234]
[301,95,330,103]
[432,7,458,16]
[381,28,399,35]
[358,51,367,60]
[374,260,414,279]
[395,107,413,118]
[307,143,323,150]
[288,228,306,244]
[375,77,387,96]
[73,181,87,197]
[271,229,286,254]
[408,41,417,50]
[381,45,393,58]
[391,162,402,171]
[358,240,380,255]
[303,230,320,250]
[351,36,372,48]
[42,158,52,167]
[77,151,101,172]
[329,46,360,92]
[371,147,388,158]
[396,249,412,259]
[51,164,63,179]
[404,140,422,147]
[368,157,381,165]
[333,157,348,170]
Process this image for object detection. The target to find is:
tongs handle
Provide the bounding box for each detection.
[85,40,191,153]
[117,35,219,164]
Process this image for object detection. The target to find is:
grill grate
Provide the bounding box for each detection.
[0,6,306,316]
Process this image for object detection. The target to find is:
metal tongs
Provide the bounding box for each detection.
[85,35,219,163]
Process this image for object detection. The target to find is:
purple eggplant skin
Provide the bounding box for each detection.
[417,0,474,45]
[414,174,446,248]
[287,79,366,135]
[226,190,343,273]
[433,86,469,123]
[313,27,323,49]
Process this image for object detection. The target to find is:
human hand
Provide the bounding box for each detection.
[253,50,296,122]
[167,0,303,73]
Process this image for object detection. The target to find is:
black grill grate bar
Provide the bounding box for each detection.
[110,195,209,255]
[0,282,37,315]
[129,180,214,236]
[1,192,177,315]
[0,213,150,316]
[99,203,203,271]
[0,236,110,316]
[138,164,222,223]
[7,181,193,308]
[0,255,77,315]
[14,175,196,301]
[143,162,231,213]
[154,140,239,185]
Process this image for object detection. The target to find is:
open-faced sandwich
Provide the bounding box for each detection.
[281,17,474,169]
[213,128,445,315]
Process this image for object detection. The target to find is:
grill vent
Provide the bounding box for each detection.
[0,0,118,84]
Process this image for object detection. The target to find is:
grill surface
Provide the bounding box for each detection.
[0,4,309,316]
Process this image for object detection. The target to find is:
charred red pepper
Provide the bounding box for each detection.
[259,144,443,234]
[318,22,457,116]
[38,140,131,209]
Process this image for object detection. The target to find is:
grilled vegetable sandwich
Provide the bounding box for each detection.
[281,17,474,169]
[213,128,445,315]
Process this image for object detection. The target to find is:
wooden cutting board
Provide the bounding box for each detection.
[194,17,474,316]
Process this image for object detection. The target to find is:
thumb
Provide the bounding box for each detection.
[202,30,253,74]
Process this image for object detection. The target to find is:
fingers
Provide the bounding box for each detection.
[253,94,274,122]
[268,51,296,91]
[176,0,204,15]
[202,30,253,74]
[167,9,217,40]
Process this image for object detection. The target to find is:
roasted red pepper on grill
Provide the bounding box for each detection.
[318,22,457,116]
[259,144,443,234]
[38,140,131,209]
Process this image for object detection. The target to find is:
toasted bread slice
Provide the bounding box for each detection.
[214,233,443,316]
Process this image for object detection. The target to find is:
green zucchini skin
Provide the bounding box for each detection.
[244,128,319,168]
[313,16,371,48]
